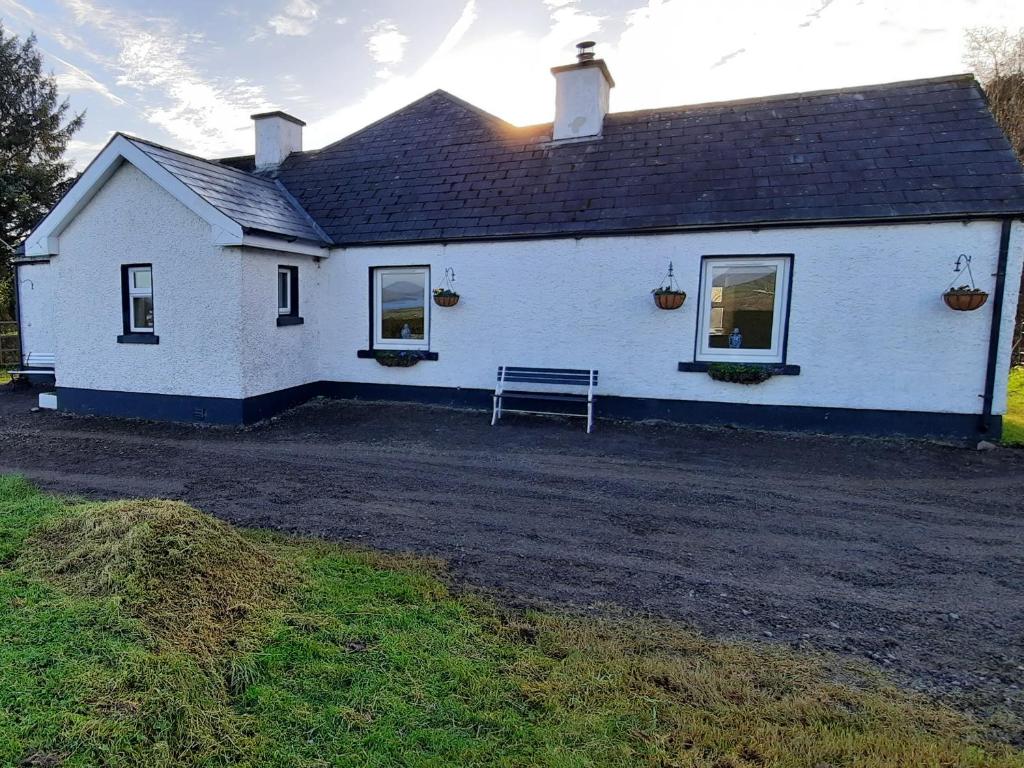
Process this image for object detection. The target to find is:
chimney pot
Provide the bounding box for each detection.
[576,41,596,62]
[251,110,305,170]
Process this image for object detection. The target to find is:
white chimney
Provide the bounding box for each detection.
[550,41,615,142]
[251,110,305,169]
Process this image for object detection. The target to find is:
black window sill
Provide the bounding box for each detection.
[357,349,438,360]
[117,333,159,345]
[678,361,800,375]
[277,315,305,327]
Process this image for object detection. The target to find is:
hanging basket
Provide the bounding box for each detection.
[652,261,686,311]
[941,257,988,312]
[653,291,686,310]
[943,289,988,312]
[433,268,459,308]
[433,291,460,307]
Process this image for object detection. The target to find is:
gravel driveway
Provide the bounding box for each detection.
[1,388,1022,736]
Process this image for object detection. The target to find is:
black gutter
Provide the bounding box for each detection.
[327,211,1024,250]
[980,217,1014,434]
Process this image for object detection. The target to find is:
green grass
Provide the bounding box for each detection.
[0,476,1021,767]
[1004,367,1024,445]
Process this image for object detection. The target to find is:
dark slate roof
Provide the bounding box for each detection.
[272,75,1024,245]
[125,136,329,244]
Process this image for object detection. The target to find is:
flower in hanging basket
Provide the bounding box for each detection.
[707,362,773,385]
[652,287,686,310]
[433,287,460,307]
[942,285,989,312]
[374,350,427,367]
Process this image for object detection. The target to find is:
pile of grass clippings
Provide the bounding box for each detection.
[19,499,289,655]
[3,477,1023,767]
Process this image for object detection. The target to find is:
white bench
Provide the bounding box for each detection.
[492,366,598,433]
[9,352,56,379]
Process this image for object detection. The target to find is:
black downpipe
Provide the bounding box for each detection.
[11,261,23,366]
[980,218,1013,434]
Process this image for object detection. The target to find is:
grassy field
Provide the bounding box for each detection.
[1005,367,1024,446]
[0,477,1020,768]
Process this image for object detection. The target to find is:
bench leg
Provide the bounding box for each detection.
[491,395,499,426]
[586,401,593,434]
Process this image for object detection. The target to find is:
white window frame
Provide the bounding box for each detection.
[373,266,430,351]
[695,255,791,364]
[127,265,154,333]
[278,267,292,316]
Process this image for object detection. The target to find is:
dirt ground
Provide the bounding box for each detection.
[1,388,1022,736]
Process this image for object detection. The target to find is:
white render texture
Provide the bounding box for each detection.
[54,163,247,399]
[15,261,55,363]
[253,114,303,169]
[552,64,611,141]
[321,220,1022,416]
[238,248,323,398]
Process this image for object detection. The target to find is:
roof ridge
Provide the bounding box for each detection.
[121,134,279,187]
[604,73,980,121]
[122,134,329,245]
[272,178,333,245]
[313,89,511,154]
[487,74,982,134]
[431,89,512,128]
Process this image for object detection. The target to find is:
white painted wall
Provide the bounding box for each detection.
[552,63,611,141]
[322,220,1024,416]
[34,155,1024,422]
[54,162,246,399]
[253,114,303,169]
[15,261,56,362]
[238,249,324,398]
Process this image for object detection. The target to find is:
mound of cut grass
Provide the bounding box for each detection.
[20,498,289,655]
[2,476,1022,767]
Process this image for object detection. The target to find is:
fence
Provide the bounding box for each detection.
[0,321,20,369]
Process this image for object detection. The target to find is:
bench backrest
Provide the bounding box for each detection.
[23,352,56,369]
[497,366,598,390]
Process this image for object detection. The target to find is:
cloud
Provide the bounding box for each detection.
[711,48,746,69]
[306,0,601,146]
[49,53,126,105]
[367,20,409,77]
[57,0,268,156]
[65,136,114,169]
[0,0,37,20]
[432,0,477,59]
[268,0,320,36]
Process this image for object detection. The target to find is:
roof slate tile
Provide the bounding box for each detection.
[231,75,1024,244]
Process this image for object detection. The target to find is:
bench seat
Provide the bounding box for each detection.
[492,365,598,433]
[8,351,55,379]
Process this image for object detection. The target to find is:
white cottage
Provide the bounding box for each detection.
[15,45,1024,439]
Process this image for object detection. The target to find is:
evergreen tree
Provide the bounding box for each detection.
[0,22,84,319]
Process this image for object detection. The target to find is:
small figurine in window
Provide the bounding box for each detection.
[400,323,412,339]
[728,328,742,348]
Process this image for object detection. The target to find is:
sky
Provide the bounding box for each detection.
[2,0,1023,169]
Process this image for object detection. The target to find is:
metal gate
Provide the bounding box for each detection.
[0,321,20,370]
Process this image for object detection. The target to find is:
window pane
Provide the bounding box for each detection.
[708,264,777,350]
[380,271,425,340]
[132,268,152,291]
[132,296,154,329]
[278,271,289,311]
